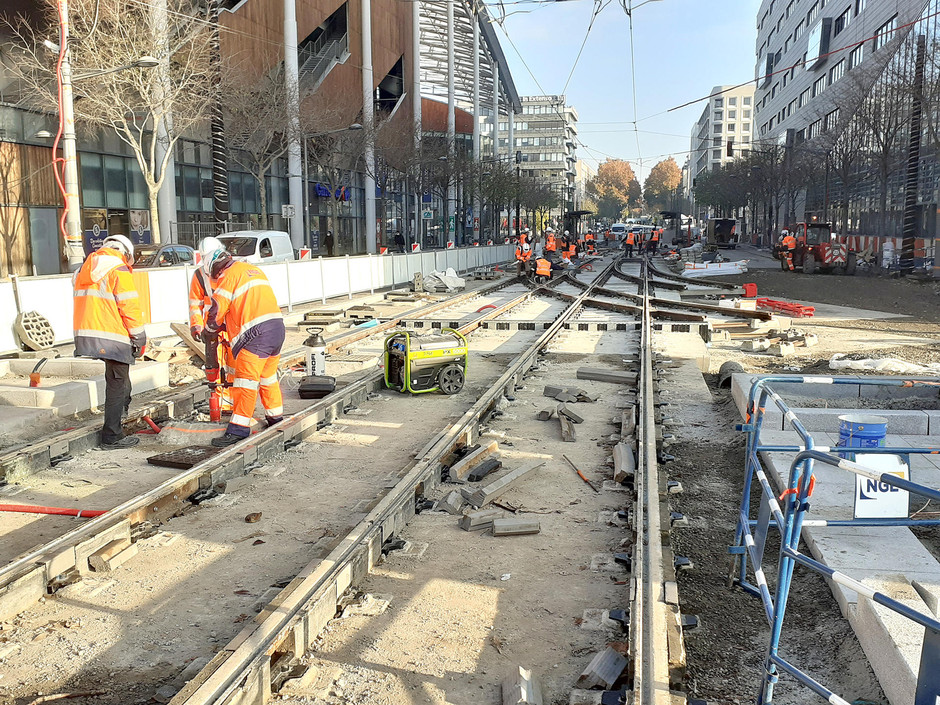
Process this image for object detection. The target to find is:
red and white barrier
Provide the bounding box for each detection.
[446,241,455,249]
[411,242,421,253]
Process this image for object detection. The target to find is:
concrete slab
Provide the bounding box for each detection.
[782,408,930,436]
[854,575,928,705]
[0,406,57,439]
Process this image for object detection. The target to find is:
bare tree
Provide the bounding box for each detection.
[223,65,299,226]
[6,0,214,242]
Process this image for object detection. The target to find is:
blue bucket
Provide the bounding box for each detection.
[837,414,887,456]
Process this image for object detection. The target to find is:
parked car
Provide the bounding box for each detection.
[134,244,197,268]
[218,231,295,263]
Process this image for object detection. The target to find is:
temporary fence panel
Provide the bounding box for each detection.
[17,275,75,346]
[0,285,18,352]
[731,375,940,705]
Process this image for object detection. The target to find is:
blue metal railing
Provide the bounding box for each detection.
[730,375,940,704]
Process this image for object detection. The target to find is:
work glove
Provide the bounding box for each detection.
[191,325,203,340]
[132,344,145,359]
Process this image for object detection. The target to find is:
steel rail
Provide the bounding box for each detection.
[645,259,740,291]
[0,279,542,601]
[632,261,681,705]
[0,277,520,485]
[171,259,621,705]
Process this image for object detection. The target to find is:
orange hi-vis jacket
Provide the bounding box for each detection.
[188,268,213,331]
[585,232,595,241]
[545,234,556,251]
[208,261,285,357]
[73,247,147,365]
[783,234,796,249]
[651,230,660,242]
[566,243,576,258]
[515,243,532,261]
[626,232,635,245]
[535,258,552,277]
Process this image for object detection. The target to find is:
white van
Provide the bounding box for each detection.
[610,223,628,239]
[219,231,295,263]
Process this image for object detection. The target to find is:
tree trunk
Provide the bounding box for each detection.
[149,191,162,243]
[256,170,268,225]
[879,176,889,236]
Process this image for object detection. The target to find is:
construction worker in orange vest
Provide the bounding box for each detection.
[781,229,797,271]
[515,235,532,276]
[625,230,636,258]
[565,237,577,261]
[534,257,552,283]
[585,230,596,255]
[72,234,147,449]
[190,237,235,411]
[648,228,661,255]
[202,247,286,447]
[545,228,556,254]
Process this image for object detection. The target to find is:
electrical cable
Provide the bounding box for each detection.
[560,0,609,96]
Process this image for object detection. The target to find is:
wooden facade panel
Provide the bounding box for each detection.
[0,205,33,277]
[23,145,59,207]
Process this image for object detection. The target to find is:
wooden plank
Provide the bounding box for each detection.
[502,666,544,705]
[450,441,500,481]
[461,461,544,508]
[88,538,138,572]
[577,367,637,384]
[576,647,627,689]
[557,404,584,424]
[559,412,577,443]
[621,407,636,437]
[492,518,540,536]
[170,322,206,362]
[613,443,636,484]
[458,509,504,531]
[536,408,555,421]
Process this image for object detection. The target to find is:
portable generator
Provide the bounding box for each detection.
[384,328,468,395]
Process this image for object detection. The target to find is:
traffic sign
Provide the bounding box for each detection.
[422,209,433,220]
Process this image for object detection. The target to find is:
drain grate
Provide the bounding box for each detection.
[147,445,226,469]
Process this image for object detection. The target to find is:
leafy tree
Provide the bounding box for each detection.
[587,159,639,219]
[643,158,682,212]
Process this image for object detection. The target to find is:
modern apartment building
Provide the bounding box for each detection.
[497,95,579,208]
[753,0,925,142]
[689,84,757,180]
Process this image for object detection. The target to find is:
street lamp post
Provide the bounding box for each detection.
[515,150,522,242]
[50,3,159,271]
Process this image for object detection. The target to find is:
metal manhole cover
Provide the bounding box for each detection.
[147,446,226,469]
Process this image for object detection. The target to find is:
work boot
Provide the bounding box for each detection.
[100,435,140,449]
[211,432,242,448]
[265,416,283,428]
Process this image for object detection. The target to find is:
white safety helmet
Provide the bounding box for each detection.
[546,227,554,233]
[199,236,226,275]
[564,230,569,236]
[101,234,134,261]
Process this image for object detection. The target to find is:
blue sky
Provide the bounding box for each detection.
[488,0,763,181]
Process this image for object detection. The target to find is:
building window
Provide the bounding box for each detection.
[771,83,778,99]
[799,87,811,107]
[833,7,851,35]
[769,116,775,129]
[824,108,840,131]
[728,110,737,120]
[812,75,826,97]
[786,0,794,17]
[829,58,845,83]
[744,96,752,106]
[713,123,723,134]
[712,149,722,160]
[848,43,864,69]
[855,0,866,14]
[808,119,822,138]
[782,72,789,88]
[807,1,819,24]
[874,15,897,50]
[794,18,805,39]
[727,123,736,132]
[743,122,751,132]
[785,37,791,54]
[744,109,751,119]
[714,110,723,121]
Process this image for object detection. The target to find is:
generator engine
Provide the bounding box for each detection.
[384,328,468,395]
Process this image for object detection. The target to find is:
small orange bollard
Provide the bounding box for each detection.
[209,392,222,423]
[29,372,41,388]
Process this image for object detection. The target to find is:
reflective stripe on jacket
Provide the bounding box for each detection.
[188,268,212,330]
[208,261,285,358]
[535,258,552,277]
[783,235,796,249]
[515,245,532,261]
[626,232,635,245]
[545,235,556,251]
[73,247,146,365]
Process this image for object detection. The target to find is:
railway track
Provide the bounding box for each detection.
[0,254,703,705]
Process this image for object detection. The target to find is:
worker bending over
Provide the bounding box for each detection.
[189,237,234,410]
[203,246,286,447]
[72,234,147,449]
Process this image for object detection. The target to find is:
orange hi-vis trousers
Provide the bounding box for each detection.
[226,349,284,438]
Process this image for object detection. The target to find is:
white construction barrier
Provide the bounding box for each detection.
[0,245,513,354]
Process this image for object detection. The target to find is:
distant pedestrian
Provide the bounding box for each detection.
[394,231,405,253]
[324,230,335,257]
